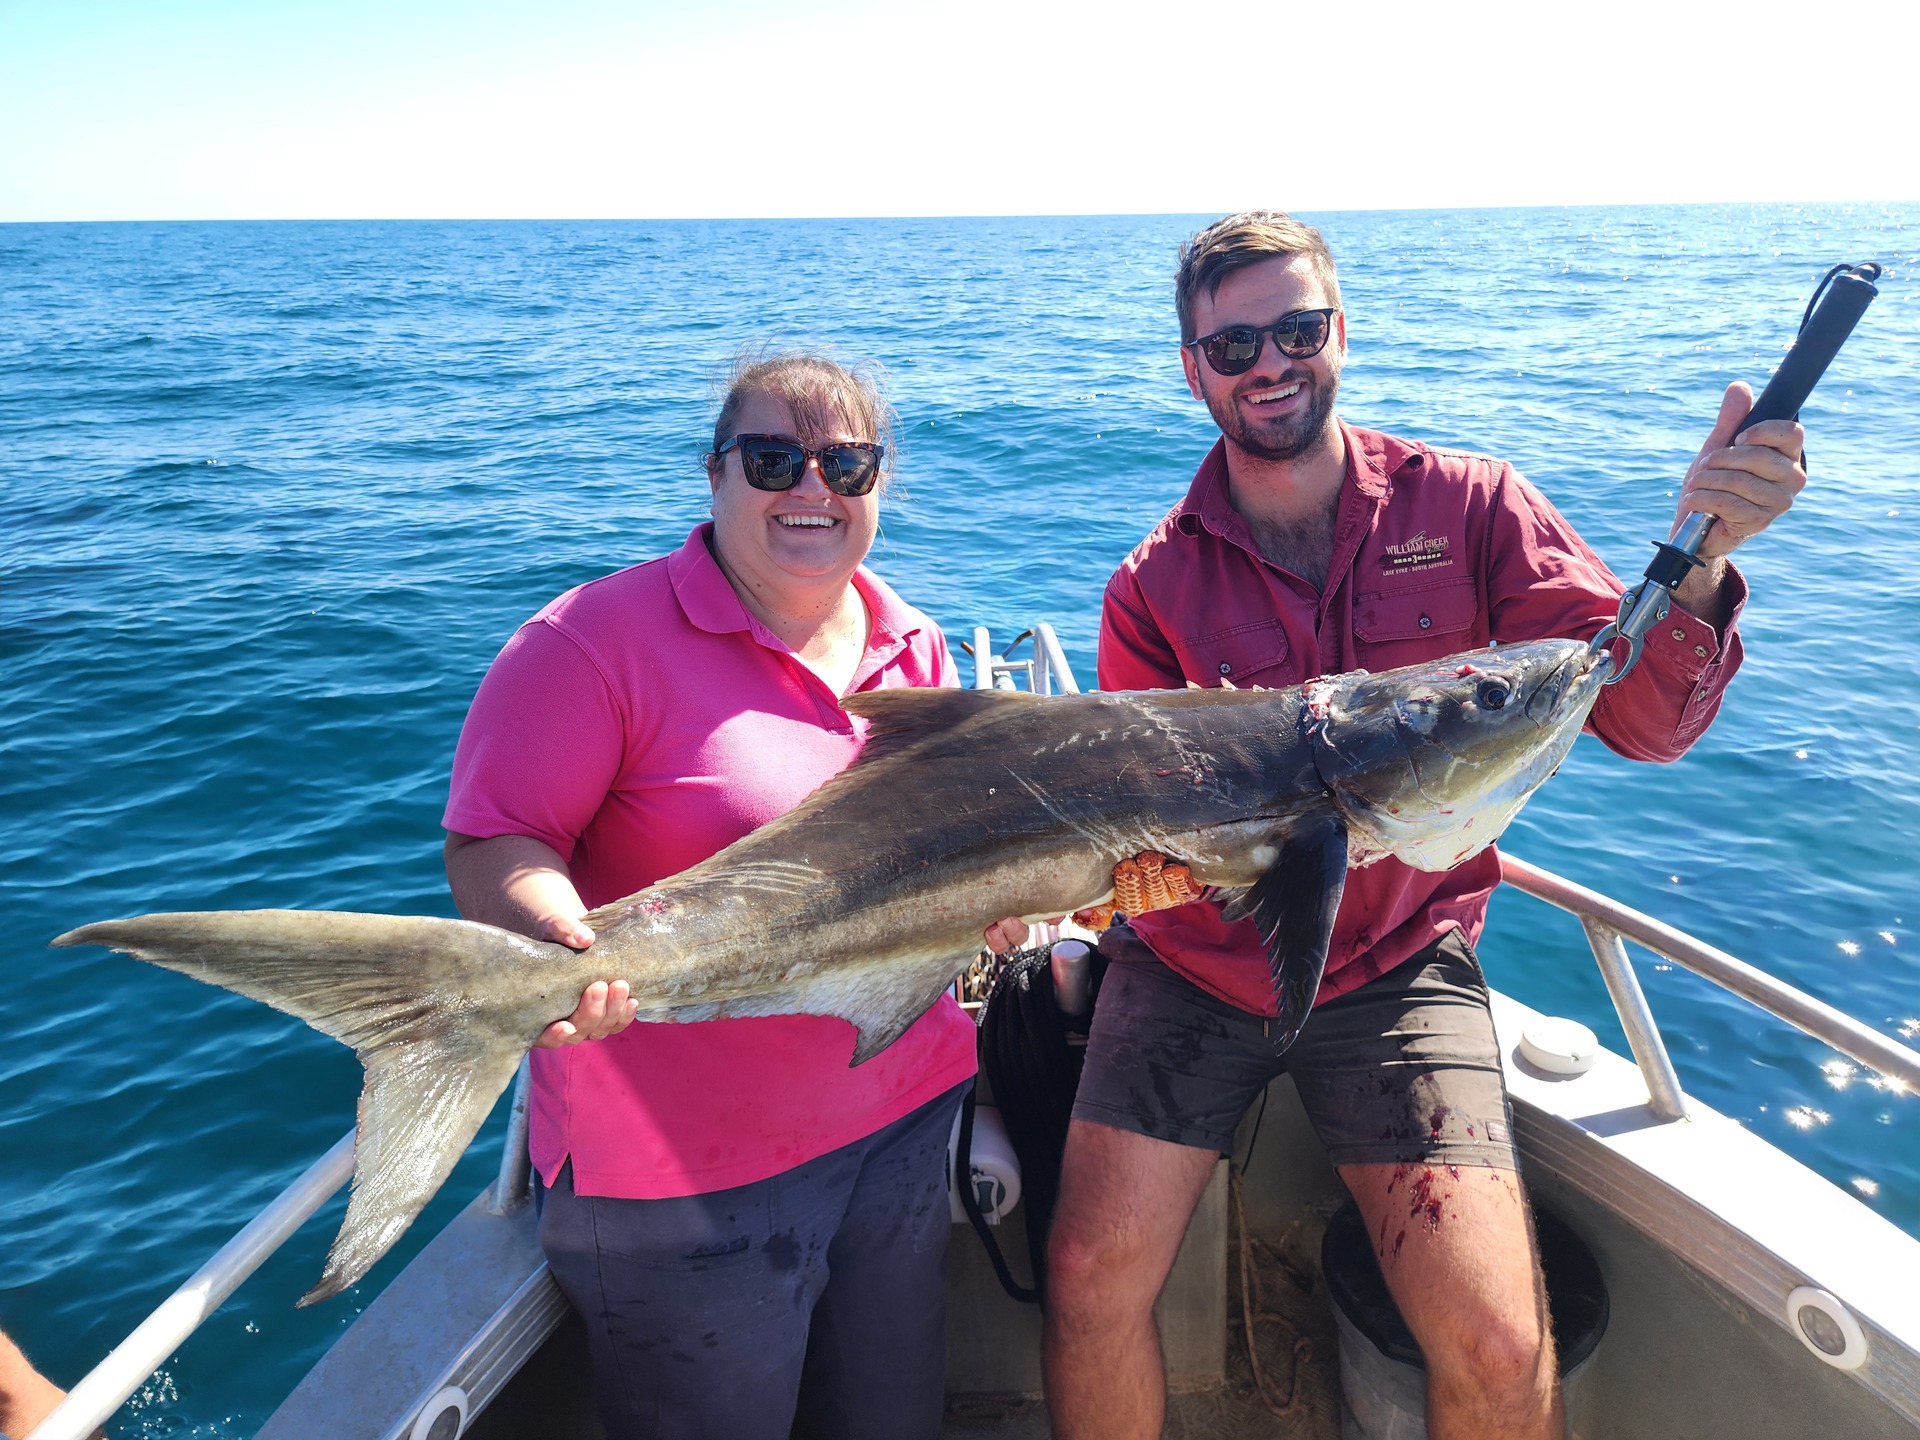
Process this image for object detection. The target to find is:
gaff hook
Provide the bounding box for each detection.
[1593,261,1881,684]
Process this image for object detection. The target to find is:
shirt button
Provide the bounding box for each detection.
[1670,628,1687,641]
[1219,661,1232,675]
[1694,644,1710,659]
[1418,615,1433,629]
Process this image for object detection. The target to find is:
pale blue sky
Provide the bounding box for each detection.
[1,0,1906,221]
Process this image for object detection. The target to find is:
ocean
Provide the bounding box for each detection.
[2,205,1915,1434]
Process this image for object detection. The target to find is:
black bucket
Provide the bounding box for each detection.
[1320,1198,1609,1438]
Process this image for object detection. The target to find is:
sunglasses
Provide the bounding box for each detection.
[715,434,884,497]
[1190,307,1339,377]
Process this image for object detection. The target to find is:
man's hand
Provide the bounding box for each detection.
[1668,381,1806,627]
[1672,380,1807,560]
[1074,852,1203,931]
[0,1326,84,1440]
[1667,381,1805,629]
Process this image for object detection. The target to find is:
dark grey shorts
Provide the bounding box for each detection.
[1073,926,1518,1171]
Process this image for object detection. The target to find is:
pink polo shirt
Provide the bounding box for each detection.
[444,524,978,1199]
[1102,423,1746,1014]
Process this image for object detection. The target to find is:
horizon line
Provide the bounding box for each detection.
[6,197,1916,228]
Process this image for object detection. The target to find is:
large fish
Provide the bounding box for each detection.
[53,637,1606,1302]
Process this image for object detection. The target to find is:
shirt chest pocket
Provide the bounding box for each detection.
[1353,580,1482,667]
[1172,618,1293,687]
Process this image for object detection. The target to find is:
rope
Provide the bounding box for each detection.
[1230,1167,1313,1421]
[955,1083,1039,1305]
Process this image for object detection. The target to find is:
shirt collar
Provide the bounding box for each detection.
[667,523,752,635]
[1342,420,1424,496]
[666,522,923,670]
[1173,419,1419,540]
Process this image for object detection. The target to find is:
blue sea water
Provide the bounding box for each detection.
[2,205,1916,1434]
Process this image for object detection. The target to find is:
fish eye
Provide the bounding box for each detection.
[1476,679,1512,711]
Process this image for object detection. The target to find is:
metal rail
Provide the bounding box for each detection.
[27,1131,357,1440]
[972,624,1080,695]
[1501,853,1920,1099]
[488,1061,534,1214]
[1579,916,1689,1121]
[1035,623,1081,695]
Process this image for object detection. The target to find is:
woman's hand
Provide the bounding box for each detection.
[535,976,639,1048]
[445,831,639,1048]
[527,912,640,1049]
[983,918,1030,955]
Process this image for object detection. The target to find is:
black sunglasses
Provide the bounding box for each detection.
[1190,307,1339,376]
[715,434,884,497]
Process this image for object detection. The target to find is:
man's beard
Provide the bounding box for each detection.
[1207,367,1340,462]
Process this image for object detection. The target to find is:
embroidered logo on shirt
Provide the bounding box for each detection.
[1382,532,1454,574]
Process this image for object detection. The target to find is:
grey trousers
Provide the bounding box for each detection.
[539,1082,967,1440]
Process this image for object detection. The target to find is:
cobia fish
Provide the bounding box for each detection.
[53,637,1607,1302]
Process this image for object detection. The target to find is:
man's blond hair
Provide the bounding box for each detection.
[1175,211,1341,343]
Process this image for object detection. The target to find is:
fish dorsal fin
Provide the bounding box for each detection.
[840,686,1034,765]
[1239,809,1350,1052]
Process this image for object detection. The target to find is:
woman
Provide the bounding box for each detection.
[442,354,982,1440]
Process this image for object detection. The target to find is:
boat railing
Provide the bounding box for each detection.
[1499,853,1920,1117]
[28,1089,537,1440]
[31,627,1920,1440]
[971,622,1081,694]
[28,1133,358,1440]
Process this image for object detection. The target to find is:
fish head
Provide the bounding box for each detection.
[1304,639,1608,871]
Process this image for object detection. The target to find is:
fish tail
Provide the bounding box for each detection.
[53,909,561,1304]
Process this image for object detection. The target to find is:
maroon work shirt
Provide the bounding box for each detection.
[1100,421,1746,1014]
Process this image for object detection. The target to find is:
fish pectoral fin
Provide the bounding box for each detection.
[845,970,962,1067]
[1240,810,1349,1054]
[1214,886,1253,924]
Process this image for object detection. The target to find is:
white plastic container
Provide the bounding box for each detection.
[947,1101,1022,1225]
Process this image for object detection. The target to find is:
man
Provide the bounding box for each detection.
[1,1325,76,1440]
[1040,211,1806,1439]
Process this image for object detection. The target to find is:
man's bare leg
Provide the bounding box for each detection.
[1341,1161,1563,1440]
[1043,1119,1220,1440]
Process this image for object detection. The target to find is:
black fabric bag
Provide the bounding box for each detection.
[965,942,1106,1303]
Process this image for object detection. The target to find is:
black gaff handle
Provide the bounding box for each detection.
[1660,261,1882,562]
[1595,260,1883,681]
[1742,261,1882,432]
